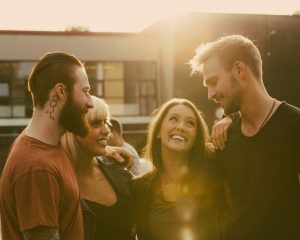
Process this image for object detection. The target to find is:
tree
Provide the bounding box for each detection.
[65,25,90,32]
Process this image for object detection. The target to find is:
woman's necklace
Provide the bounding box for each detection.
[259,98,276,131]
[92,173,105,201]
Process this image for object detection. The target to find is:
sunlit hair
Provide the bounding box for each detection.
[28,52,84,108]
[142,98,211,182]
[189,34,263,81]
[61,95,110,166]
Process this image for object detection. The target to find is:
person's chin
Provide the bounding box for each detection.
[168,145,188,152]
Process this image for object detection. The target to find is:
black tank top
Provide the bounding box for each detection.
[84,157,134,240]
[84,196,133,240]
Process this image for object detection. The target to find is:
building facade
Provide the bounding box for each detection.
[0,31,163,167]
[1,12,300,168]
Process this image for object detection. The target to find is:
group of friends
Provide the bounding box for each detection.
[0,34,299,240]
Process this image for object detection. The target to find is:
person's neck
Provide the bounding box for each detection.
[239,88,276,136]
[25,109,65,145]
[161,149,189,183]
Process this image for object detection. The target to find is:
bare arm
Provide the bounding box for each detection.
[210,116,233,150]
[22,227,60,240]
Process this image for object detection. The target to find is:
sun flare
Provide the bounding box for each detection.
[1,0,300,32]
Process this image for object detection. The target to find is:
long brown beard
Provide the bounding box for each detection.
[59,94,89,137]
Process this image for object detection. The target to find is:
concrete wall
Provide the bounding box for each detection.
[0,32,160,61]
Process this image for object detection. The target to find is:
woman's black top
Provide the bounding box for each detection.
[83,156,134,240]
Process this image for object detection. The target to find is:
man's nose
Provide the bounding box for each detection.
[207,88,215,101]
[87,95,94,108]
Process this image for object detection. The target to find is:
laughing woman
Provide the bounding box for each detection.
[61,96,134,240]
[133,98,225,240]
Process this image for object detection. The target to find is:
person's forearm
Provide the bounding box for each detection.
[23,227,60,240]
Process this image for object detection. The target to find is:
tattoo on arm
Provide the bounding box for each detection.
[45,95,58,120]
[22,227,60,240]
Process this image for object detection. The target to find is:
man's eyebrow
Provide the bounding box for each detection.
[203,76,217,87]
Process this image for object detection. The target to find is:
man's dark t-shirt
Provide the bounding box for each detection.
[217,102,300,240]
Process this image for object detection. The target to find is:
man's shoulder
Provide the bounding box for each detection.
[279,102,300,115]
[275,102,300,127]
[5,135,68,177]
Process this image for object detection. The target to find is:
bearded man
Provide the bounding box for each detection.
[0,52,93,240]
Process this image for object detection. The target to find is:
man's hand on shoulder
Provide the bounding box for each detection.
[210,115,233,151]
[105,146,134,169]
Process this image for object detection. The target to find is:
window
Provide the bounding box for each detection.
[86,61,157,116]
[0,60,158,118]
[0,62,34,118]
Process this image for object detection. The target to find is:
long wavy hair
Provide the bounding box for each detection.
[141,98,214,196]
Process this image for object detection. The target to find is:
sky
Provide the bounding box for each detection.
[1,0,300,32]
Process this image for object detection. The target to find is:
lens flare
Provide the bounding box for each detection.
[180,226,194,240]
